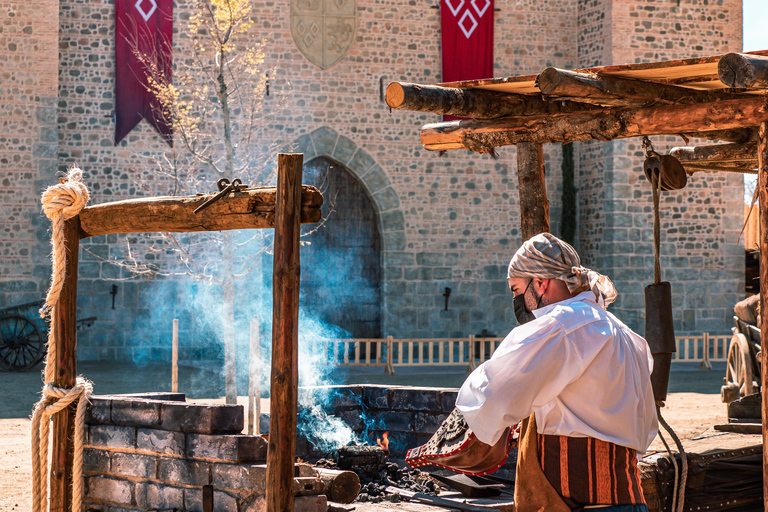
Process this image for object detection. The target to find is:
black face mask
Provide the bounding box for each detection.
[513,280,536,325]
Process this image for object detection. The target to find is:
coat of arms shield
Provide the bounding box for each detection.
[291,0,356,69]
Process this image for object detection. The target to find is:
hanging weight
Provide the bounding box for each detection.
[645,281,677,403]
[643,154,687,191]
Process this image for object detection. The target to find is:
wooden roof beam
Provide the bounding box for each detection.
[536,67,745,108]
[420,96,768,153]
[719,53,768,88]
[385,82,596,119]
[670,141,757,163]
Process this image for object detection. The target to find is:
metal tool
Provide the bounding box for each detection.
[193,178,245,214]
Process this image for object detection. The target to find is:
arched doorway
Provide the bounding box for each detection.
[300,157,382,338]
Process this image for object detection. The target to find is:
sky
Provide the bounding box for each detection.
[742,1,766,202]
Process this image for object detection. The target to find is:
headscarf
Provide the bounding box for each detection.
[507,233,617,309]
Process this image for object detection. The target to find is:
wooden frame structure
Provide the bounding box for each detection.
[387,50,768,507]
[48,154,321,512]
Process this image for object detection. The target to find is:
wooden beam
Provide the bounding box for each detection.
[536,67,740,107]
[385,82,596,119]
[758,121,768,512]
[77,186,323,239]
[420,96,768,153]
[50,217,80,512]
[516,143,550,240]
[683,165,757,175]
[670,141,757,163]
[266,154,303,512]
[719,53,768,88]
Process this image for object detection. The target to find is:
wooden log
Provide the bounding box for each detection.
[420,96,768,153]
[266,154,304,512]
[315,468,361,504]
[293,477,325,497]
[683,165,757,175]
[516,142,550,240]
[719,53,768,88]
[77,185,323,239]
[50,217,80,512]
[385,82,596,119]
[758,121,768,512]
[537,67,740,107]
[670,141,757,163]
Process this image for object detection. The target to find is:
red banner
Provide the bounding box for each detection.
[440,0,494,120]
[115,0,173,145]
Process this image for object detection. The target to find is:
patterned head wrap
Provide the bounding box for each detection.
[507,233,617,309]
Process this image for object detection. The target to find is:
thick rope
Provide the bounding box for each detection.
[31,168,93,512]
[657,405,688,512]
[652,170,662,285]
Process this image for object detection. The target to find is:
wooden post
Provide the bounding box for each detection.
[516,142,550,240]
[757,121,768,511]
[266,153,303,512]
[50,217,80,512]
[172,319,179,393]
[248,315,261,435]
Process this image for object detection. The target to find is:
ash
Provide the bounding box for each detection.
[315,458,439,504]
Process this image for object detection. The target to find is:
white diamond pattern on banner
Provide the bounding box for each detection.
[134,0,157,21]
[446,0,487,39]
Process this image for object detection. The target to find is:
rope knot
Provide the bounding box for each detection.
[41,168,89,222]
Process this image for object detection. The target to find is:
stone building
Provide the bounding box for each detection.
[1,0,745,366]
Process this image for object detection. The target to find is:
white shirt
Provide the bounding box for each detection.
[456,291,658,453]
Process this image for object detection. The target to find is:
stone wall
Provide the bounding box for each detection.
[0,0,748,367]
[83,392,326,512]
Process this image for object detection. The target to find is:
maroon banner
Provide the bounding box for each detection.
[440,0,494,120]
[115,0,173,145]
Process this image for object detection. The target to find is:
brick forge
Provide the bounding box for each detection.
[83,386,517,511]
[83,392,325,512]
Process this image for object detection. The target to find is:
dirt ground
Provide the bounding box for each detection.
[0,363,731,512]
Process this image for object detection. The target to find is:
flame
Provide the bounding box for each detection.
[376,431,389,451]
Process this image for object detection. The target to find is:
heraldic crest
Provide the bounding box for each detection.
[291,0,357,69]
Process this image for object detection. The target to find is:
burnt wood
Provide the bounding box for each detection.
[536,67,742,107]
[517,142,550,240]
[50,217,80,511]
[386,82,596,119]
[420,96,768,153]
[719,53,768,88]
[266,154,304,512]
[77,186,323,239]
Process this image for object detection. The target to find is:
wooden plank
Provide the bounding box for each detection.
[50,217,80,512]
[266,154,304,512]
[516,142,550,240]
[77,186,323,239]
[670,142,757,162]
[420,96,768,153]
[758,121,768,512]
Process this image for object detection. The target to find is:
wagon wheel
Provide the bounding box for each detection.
[0,314,44,371]
[721,333,757,402]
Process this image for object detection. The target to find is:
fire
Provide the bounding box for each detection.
[376,432,390,451]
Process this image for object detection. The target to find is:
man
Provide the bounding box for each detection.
[456,233,658,512]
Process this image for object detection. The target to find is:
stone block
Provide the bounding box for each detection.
[372,187,400,211]
[136,428,185,456]
[111,398,161,425]
[158,457,211,487]
[89,425,136,450]
[347,147,376,175]
[416,252,444,266]
[212,463,267,492]
[309,126,338,154]
[337,408,366,432]
[83,447,110,474]
[439,390,459,412]
[85,476,133,505]
[187,433,268,463]
[213,490,240,512]
[111,452,158,479]
[292,133,316,161]
[379,209,405,232]
[414,411,448,433]
[120,392,186,401]
[389,388,441,412]
[361,165,390,194]
[382,230,406,251]
[362,385,390,408]
[160,402,244,434]
[332,134,357,165]
[86,396,111,424]
[383,252,414,266]
[135,482,184,510]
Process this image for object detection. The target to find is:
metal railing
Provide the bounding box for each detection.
[316,333,731,373]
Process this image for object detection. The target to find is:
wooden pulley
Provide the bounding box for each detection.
[643,154,687,191]
[645,281,677,403]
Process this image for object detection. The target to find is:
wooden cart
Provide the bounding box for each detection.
[722,315,762,403]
